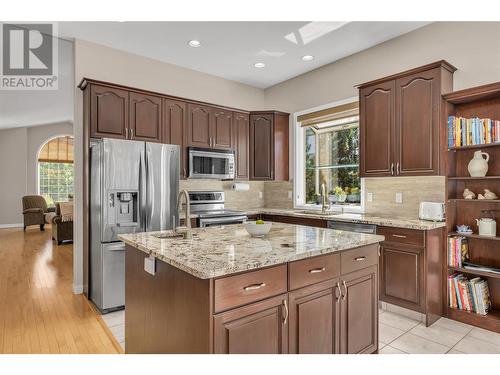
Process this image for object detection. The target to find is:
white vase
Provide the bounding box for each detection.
[468,150,489,177]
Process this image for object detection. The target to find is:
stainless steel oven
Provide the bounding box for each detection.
[198,215,248,227]
[188,147,235,179]
[188,191,247,227]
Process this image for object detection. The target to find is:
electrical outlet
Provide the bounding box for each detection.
[395,192,403,204]
[259,191,263,199]
[367,192,373,202]
[288,191,293,199]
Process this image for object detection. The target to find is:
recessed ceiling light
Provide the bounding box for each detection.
[302,55,314,62]
[188,40,201,48]
[254,62,266,68]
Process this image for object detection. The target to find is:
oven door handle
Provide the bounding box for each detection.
[199,215,248,226]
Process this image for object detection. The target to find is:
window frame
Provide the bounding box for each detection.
[293,97,364,214]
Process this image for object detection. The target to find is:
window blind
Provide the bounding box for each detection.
[38,136,74,163]
[298,101,359,127]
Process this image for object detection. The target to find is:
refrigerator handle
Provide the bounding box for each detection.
[147,150,154,231]
[139,148,147,232]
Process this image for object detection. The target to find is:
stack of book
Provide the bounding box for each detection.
[448,115,500,147]
[448,273,491,315]
[448,236,469,267]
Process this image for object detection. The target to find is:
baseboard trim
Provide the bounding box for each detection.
[0,223,23,229]
[73,284,84,294]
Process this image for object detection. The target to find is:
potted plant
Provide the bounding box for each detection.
[333,186,347,203]
[347,187,361,203]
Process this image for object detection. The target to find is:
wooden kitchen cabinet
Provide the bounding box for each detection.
[288,279,340,354]
[249,111,289,181]
[378,226,444,326]
[380,241,425,312]
[359,61,455,177]
[359,81,395,177]
[233,111,249,179]
[340,265,378,354]
[90,84,129,139]
[213,294,288,354]
[187,103,212,148]
[129,92,162,142]
[212,109,233,150]
[163,98,188,178]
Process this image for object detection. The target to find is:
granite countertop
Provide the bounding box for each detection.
[119,223,384,279]
[245,208,446,230]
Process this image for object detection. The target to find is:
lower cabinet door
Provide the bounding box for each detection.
[288,279,341,354]
[380,243,424,312]
[340,266,378,354]
[213,294,288,354]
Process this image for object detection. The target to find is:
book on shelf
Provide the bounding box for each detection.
[448,236,469,268]
[448,115,500,148]
[463,262,500,275]
[448,273,491,315]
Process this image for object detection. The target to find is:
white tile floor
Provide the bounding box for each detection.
[378,309,500,354]
[102,310,125,351]
[102,308,500,354]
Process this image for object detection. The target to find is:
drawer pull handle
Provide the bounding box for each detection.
[354,256,366,261]
[243,282,266,291]
[282,299,289,325]
[341,280,347,301]
[309,267,326,274]
[392,234,407,239]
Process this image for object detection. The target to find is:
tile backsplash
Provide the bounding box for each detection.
[364,176,445,217]
[180,176,444,219]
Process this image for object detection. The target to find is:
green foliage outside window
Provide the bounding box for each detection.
[38,162,74,204]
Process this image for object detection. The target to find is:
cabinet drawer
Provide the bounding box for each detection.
[377,226,424,246]
[214,265,287,313]
[340,245,378,275]
[289,253,340,290]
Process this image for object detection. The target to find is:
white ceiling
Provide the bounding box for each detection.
[59,21,431,89]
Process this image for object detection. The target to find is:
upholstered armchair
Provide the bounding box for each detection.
[22,195,54,231]
[52,203,73,244]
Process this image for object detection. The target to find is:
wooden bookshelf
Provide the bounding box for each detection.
[444,81,500,334]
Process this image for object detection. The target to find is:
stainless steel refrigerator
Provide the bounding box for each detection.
[89,138,179,312]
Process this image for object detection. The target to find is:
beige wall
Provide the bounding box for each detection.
[0,128,27,226]
[0,123,73,226]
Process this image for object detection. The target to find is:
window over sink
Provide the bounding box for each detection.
[295,98,363,213]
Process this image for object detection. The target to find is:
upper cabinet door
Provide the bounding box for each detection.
[359,81,395,177]
[234,112,249,180]
[250,114,274,180]
[212,110,233,150]
[163,98,187,178]
[187,104,212,148]
[90,84,129,139]
[395,69,440,176]
[129,92,162,142]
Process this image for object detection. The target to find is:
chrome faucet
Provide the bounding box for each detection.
[176,190,192,239]
[320,183,331,213]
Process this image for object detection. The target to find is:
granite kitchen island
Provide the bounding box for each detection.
[119,223,384,354]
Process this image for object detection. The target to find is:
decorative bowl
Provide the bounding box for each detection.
[244,221,272,237]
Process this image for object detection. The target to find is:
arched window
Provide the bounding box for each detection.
[38,136,74,205]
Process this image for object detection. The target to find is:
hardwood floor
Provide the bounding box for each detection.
[0,226,120,354]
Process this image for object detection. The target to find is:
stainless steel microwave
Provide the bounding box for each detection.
[188,147,235,179]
